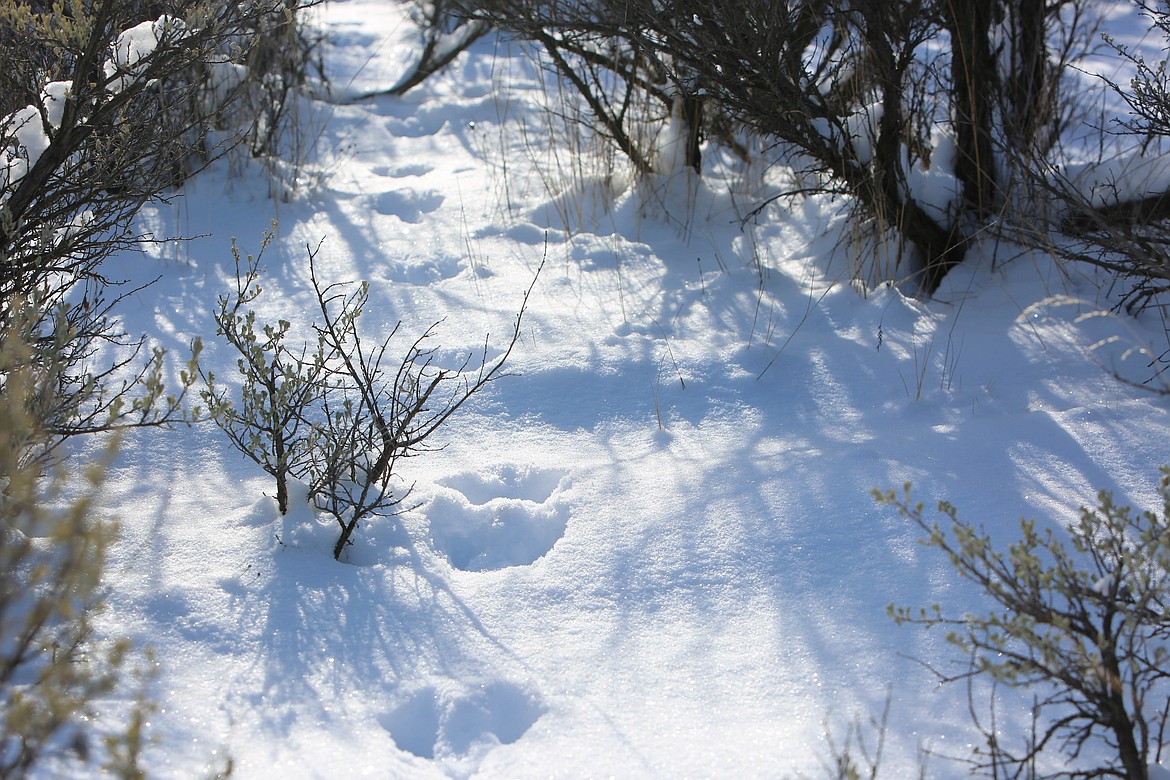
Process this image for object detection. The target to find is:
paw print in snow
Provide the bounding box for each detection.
[380,681,544,762]
[366,188,445,223]
[429,465,569,571]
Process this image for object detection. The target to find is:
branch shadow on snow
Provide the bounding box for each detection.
[226,511,545,751]
[96,417,545,770]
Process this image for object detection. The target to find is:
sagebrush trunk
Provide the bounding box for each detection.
[946,0,999,219]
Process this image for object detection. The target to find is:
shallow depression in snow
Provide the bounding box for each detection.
[379,681,545,761]
[437,464,566,505]
[429,465,570,571]
[365,187,445,223]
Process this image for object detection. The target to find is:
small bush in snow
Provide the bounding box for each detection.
[200,230,327,516]
[877,474,1170,779]
[0,300,149,778]
[205,234,540,560]
[1045,2,1170,314]
[234,0,327,160]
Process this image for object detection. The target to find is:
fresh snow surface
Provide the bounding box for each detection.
[61,1,1170,777]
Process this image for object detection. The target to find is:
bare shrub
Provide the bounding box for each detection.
[356,0,489,99]
[877,473,1170,779]
[0,298,148,778]
[200,231,325,516]
[463,0,1095,294]
[1034,1,1170,313]
[205,234,542,560]
[0,0,323,459]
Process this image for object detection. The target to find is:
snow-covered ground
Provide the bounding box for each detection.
[75,1,1170,777]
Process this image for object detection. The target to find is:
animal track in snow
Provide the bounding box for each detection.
[380,681,544,761]
[438,464,564,505]
[382,252,463,285]
[370,162,433,178]
[430,465,569,571]
[366,188,445,223]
